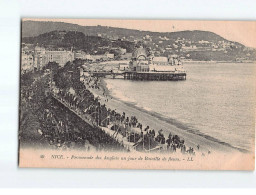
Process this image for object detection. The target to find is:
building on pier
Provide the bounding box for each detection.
[89,46,186,81]
[123,47,186,81]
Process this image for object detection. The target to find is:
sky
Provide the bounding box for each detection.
[24,19,256,48]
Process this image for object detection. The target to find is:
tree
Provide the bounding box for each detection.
[21,72,34,87]
[44,62,59,73]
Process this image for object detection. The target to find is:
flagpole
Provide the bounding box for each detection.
[149,134,150,153]
[143,133,144,151]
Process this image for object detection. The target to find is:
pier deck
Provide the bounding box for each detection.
[91,71,186,81]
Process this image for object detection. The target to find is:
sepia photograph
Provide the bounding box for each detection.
[18,19,255,170]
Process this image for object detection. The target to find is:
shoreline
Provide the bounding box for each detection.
[183,60,256,64]
[96,78,250,154]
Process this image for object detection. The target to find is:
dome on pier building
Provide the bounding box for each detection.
[132,47,147,60]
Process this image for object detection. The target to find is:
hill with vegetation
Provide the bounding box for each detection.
[22,30,135,54]
[22,20,256,61]
[22,20,228,43]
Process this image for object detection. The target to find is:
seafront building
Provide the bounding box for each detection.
[21,45,75,72]
[21,49,34,73]
[44,50,75,67]
[74,50,115,62]
[34,46,75,69]
[21,44,119,73]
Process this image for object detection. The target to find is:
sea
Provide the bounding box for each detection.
[104,63,256,151]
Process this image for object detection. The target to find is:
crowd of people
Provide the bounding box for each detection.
[36,99,126,152]
[51,74,200,155]
[20,72,126,152]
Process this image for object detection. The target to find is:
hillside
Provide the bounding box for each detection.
[22,30,135,54]
[22,20,256,61]
[22,20,227,42]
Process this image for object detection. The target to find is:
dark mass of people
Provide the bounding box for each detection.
[19,72,125,152]
[37,100,126,152]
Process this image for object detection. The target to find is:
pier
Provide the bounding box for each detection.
[123,71,186,81]
[90,71,186,81]
[91,71,123,79]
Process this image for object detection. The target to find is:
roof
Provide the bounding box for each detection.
[132,47,147,59]
[152,57,168,62]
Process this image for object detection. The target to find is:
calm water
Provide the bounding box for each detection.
[105,63,256,151]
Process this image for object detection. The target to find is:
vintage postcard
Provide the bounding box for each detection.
[19,19,255,170]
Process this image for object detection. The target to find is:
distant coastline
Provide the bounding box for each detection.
[183,60,256,64]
